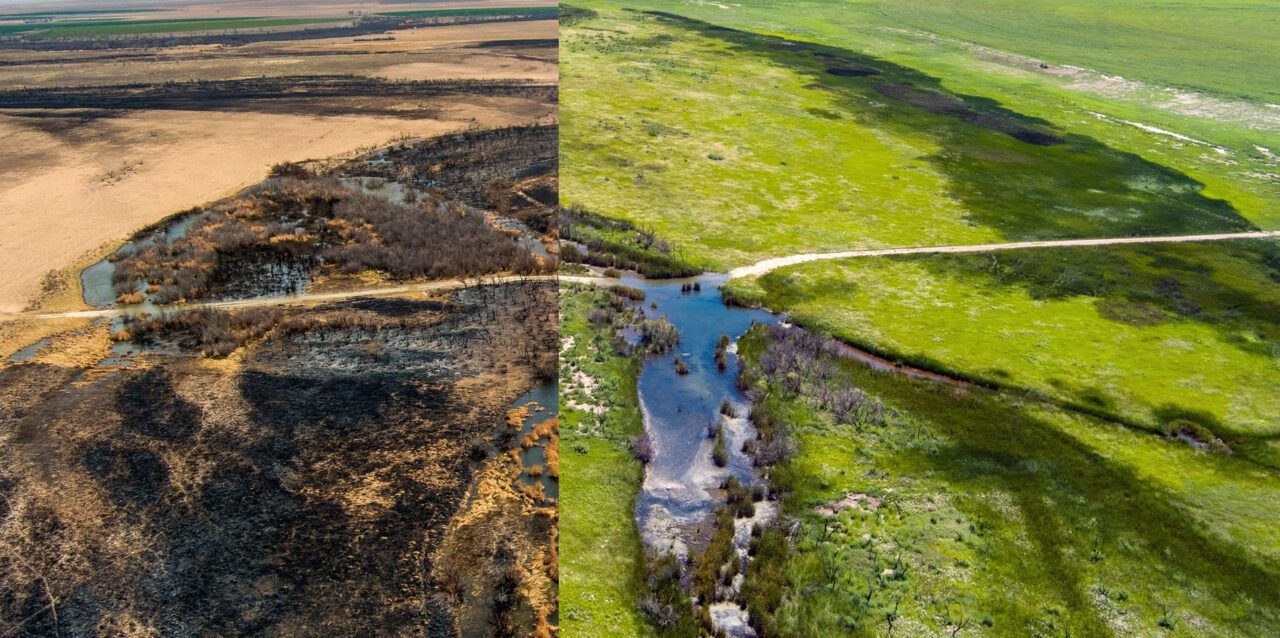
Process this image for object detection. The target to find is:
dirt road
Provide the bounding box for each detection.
[726,230,1280,278]
[28,275,557,320]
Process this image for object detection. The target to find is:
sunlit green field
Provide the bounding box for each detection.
[564,1,1280,239]
[562,5,1264,273]
[726,239,1280,444]
[737,325,1280,636]
[559,286,653,637]
[877,0,1280,104]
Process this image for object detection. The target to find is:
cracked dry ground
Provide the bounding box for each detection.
[0,282,558,637]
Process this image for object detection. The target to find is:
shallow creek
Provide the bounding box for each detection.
[602,268,967,636]
[513,378,559,502]
[608,273,776,636]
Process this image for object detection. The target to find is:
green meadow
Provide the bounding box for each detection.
[561,2,1280,635]
[736,325,1280,636]
[561,5,1263,274]
[559,286,652,637]
[564,2,1279,246]
[726,239,1280,443]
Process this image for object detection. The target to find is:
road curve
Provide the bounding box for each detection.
[727,230,1280,279]
[31,275,559,320]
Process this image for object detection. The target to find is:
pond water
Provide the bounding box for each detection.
[8,338,49,362]
[618,273,778,560]
[81,213,199,308]
[513,378,559,502]
[609,272,776,636]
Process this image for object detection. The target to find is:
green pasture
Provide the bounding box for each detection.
[559,286,653,637]
[736,325,1280,636]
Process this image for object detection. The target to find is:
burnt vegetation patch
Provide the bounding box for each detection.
[0,76,556,117]
[0,282,558,636]
[0,11,557,51]
[357,124,559,227]
[107,175,550,304]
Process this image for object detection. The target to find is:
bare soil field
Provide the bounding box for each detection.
[0,13,556,315]
[0,21,558,88]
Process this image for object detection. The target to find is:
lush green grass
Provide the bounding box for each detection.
[878,0,1280,104]
[561,208,701,277]
[726,239,1280,443]
[378,7,558,18]
[559,285,653,637]
[0,16,349,39]
[736,324,1280,636]
[567,1,1280,235]
[562,5,1257,271]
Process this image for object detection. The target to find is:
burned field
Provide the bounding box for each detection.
[0,9,557,315]
[2,111,561,635]
[0,282,558,637]
[345,124,558,233]
[0,76,556,118]
[84,122,557,310]
[0,7,559,52]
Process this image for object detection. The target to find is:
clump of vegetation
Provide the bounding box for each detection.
[110,177,551,304]
[711,425,728,467]
[610,285,646,301]
[673,354,690,375]
[119,307,281,357]
[560,206,701,278]
[714,335,731,371]
[720,280,767,309]
[640,317,681,353]
[632,431,655,465]
[638,552,699,634]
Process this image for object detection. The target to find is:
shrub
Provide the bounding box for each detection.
[674,354,690,375]
[712,428,728,467]
[631,432,654,464]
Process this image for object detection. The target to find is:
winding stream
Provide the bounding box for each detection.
[584,268,968,636]
[606,273,776,636]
